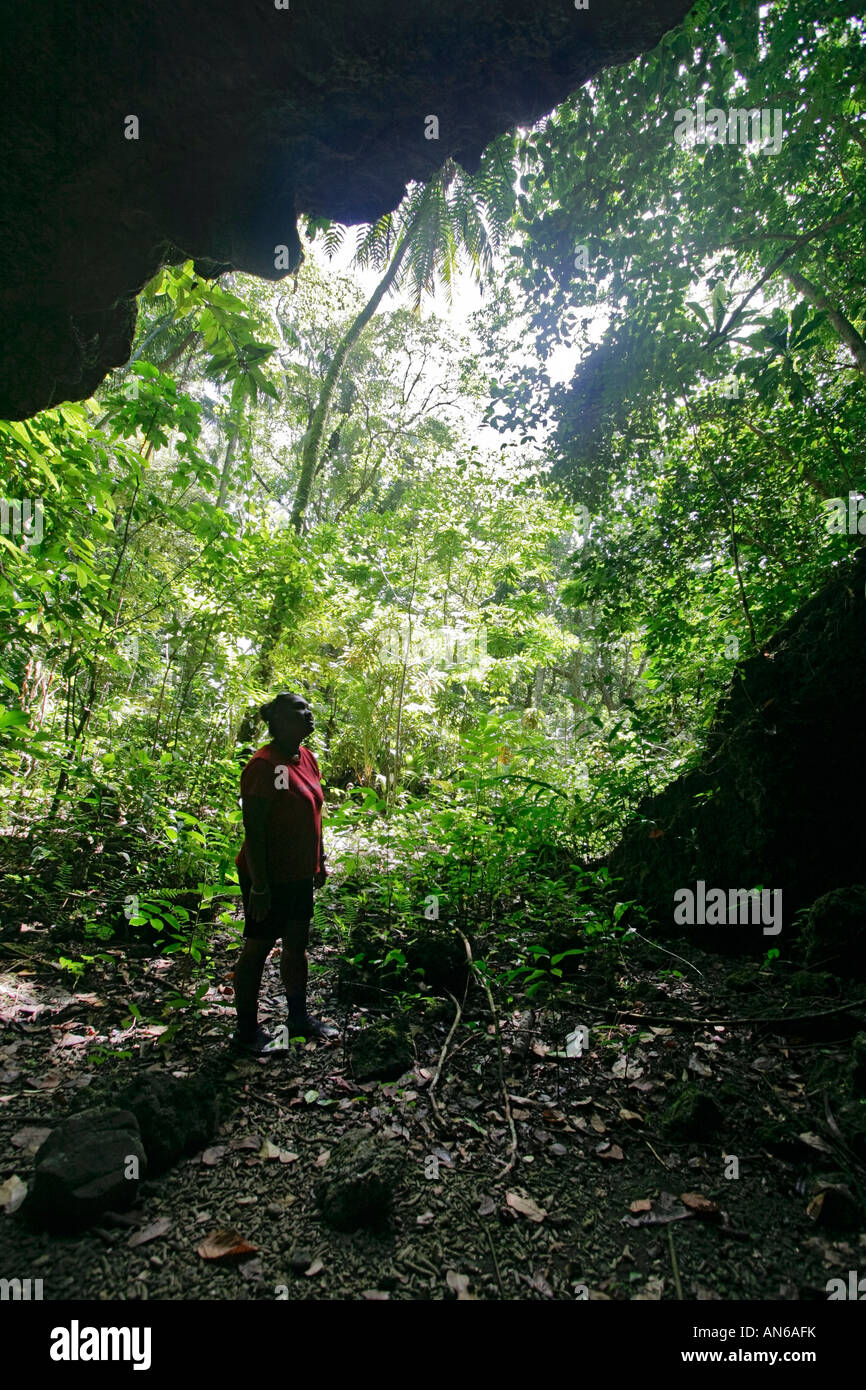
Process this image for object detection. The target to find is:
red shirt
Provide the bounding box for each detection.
[235,744,324,884]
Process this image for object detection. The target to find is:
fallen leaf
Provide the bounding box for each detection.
[630,1198,652,1212]
[590,1113,606,1134]
[798,1131,834,1156]
[361,1289,390,1300]
[477,1193,495,1216]
[59,1033,88,1047]
[596,1143,624,1161]
[279,1150,299,1164]
[259,1138,281,1160]
[611,1056,644,1079]
[752,1056,776,1072]
[28,1070,62,1090]
[635,1276,666,1300]
[229,1135,261,1151]
[416,1211,435,1226]
[10,1126,51,1155]
[527,1269,554,1297]
[680,1192,720,1216]
[0,1175,27,1213]
[197,1229,258,1261]
[688,1054,712,1078]
[314,1151,330,1168]
[304,1258,324,1276]
[128,1217,172,1248]
[618,1109,644,1125]
[446,1270,475,1300]
[266,1196,297,1212]
[506,1191,547,1222]
[201,1146,227,1166]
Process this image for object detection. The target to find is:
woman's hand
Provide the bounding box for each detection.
[314,868,328,889]
[248,885,272,921]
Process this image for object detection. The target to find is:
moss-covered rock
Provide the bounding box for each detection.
[752,1115,802,1160]
[661,1084,723,1141]
[725,966,759,991]
[801,887,866,981]
[115,1071,219,1175]
[403,930,468,995]
[315,1127,404,1231]
[787,970,839,999]
[349,1022,413,1083]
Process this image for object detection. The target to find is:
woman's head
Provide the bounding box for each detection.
[259,691,315,747]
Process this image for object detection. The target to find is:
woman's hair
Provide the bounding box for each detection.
[259,691,302,733]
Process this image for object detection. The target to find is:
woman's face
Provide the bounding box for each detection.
[270,696,315,746]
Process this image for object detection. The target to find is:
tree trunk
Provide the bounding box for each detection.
[236,210,422,745]
[217,420,239,509]
[290,226,415,534]
[783,269,866,378]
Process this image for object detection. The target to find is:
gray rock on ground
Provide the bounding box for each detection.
[25,1107,146,1231]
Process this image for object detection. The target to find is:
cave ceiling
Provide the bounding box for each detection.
[0,0,692,419]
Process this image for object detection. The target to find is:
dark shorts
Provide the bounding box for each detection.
[239,875,313,946]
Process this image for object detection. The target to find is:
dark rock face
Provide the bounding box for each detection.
[315,1126,403,1231]
[800,887,866,981]
[349,1021,413,1083]
[661,1085,723,1141]
[608,549,866,960]
[25,1108,146,1231]
[115,1071,219,1175]
[404,930,469,996]
[0,0,691,419]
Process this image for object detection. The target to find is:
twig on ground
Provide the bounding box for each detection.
[668,1226,684,1300]
[427,989,464,1131]
[456,928,518,1178]
[457,1192,505,1299]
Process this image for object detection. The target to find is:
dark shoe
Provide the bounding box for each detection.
[287,1014,339,1041]
[230,1025,275,1056]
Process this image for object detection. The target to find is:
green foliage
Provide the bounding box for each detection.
[2,1,861,1019]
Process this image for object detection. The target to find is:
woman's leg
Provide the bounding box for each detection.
[279,926,337,1038]
[279,929,308,1019]
[234,937,273,1036]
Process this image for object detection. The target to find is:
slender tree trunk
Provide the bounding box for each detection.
[236,212,422,746]
[390,554,420,808]
[783,269,866,378]
[290,227,416,534]
[217,421,239,509]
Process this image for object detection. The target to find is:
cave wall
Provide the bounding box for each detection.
[607,548,866,952]
[0,0,692,420]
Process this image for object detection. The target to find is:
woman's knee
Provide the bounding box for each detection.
[240,938,273,965]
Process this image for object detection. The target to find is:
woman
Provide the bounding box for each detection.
[232,691,338,1054]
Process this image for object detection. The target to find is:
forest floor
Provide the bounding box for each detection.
[2,893,866,1302]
